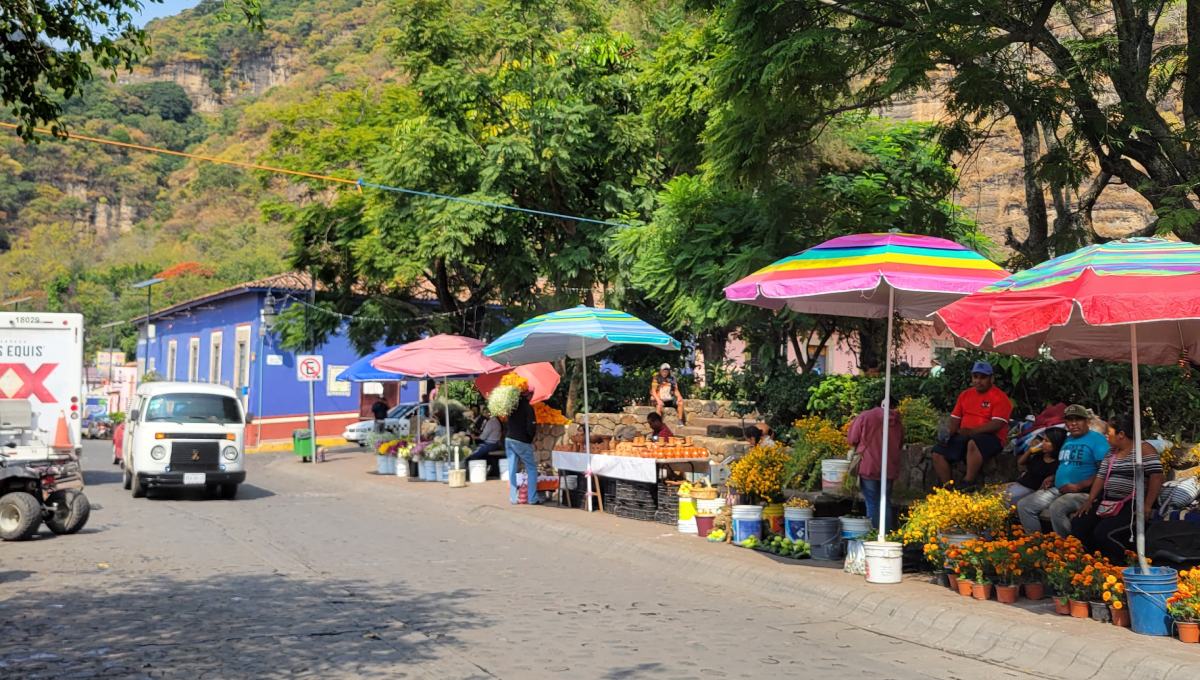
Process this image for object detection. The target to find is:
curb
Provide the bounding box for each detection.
[265,456,1200,680]
[247,437,346,455]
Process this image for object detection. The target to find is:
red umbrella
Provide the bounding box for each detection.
[474,363,560,404]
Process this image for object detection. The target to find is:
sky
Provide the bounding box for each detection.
[133,0,203,27]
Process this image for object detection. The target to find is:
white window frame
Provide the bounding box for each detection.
[209,332,223,385]
[166,340,178,381]
[326,365,350,396]
[233,325,252,403]
[188,337,200,382]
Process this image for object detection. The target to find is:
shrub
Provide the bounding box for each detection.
[897,396,939,445]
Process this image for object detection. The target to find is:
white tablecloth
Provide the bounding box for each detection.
[551,451,708,484]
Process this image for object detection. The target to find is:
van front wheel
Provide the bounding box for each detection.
[131,471,146,498]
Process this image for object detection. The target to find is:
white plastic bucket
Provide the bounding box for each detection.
[395,458,409,478]
[864,540,904,584]
[696,497,726,515]
[468,460,488,484]
[499,458,510,482]
[821,459,851,492]
[678,519,698,534]
[436,461,449,482]
[840,516,872,540]
[784,507,814,542]
[731,505,763,519]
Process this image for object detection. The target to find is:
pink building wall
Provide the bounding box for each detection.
[713,322,956,376]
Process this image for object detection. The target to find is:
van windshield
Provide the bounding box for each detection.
[145,393,243,424]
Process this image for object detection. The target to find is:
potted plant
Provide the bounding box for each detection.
[960,538,994,601]
[1101,569,1129,627]
[1019,531,1050,601]
[1043,535,1088,615]
[1069,558,1105,619]
[989,538,1024,604]
[1167,568,1200,643]
[900,486,1010,575]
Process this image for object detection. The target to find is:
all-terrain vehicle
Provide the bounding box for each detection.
[0,398,90,540]
[0,454,90,540]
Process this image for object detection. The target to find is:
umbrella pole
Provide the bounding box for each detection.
[582,337,600,512]
[878,287,895,540]
[445,377,455,469]
[1131,326,1148,573]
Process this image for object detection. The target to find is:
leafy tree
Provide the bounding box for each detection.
[700,0,1200,250]
[0,0,262,139]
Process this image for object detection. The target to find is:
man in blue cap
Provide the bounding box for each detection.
[931,360,1013,489]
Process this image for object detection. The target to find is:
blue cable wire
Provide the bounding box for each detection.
[355,179,632,228]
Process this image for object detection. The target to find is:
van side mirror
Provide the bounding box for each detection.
[245,413,254,425]
[129,410,139,422]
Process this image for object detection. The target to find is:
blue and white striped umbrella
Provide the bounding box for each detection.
[483,306,680,364]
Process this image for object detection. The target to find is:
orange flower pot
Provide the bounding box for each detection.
[1069,599,1089,618]
[1111,605,1130,628]
[956,579,974,597]
[1023,582,1045,601]
[947,573,959,592]
[995,584,1019,604]
[1054,598,1070,615]
[971,582,993,601]
[1179,621,1200,643]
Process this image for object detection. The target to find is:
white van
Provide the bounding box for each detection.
[122,382,248,499]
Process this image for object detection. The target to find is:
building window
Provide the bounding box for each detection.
[209,332,223,384]
[327,365,350,396]
[166,340,177,381]
[188,337,200,382]
[233,325,251,400]
[807,344,828,375]
[931,339,957,366]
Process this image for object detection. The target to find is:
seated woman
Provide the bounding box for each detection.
[1005,428,1066,504]
[1070,414,1165,562]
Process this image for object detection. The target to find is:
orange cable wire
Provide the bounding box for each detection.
[0,121,358,186]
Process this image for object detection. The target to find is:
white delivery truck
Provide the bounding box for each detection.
[0,312,90,540]
[0,312,84,463]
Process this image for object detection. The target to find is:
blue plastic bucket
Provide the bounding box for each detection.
[1123,566,1178,636]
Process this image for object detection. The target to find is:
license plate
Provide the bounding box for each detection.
[183,473,206,486]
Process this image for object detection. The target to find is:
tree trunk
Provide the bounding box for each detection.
[1186,0,1200,131]
[1008,109,1050,264]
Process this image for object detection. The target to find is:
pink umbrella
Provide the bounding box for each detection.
[474,363,560,404]
[371,334,504,377]
[370,335,506,470]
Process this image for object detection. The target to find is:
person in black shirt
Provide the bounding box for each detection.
[1006,427,1066,504]
[371,397,390,433]
[505,389,539,505]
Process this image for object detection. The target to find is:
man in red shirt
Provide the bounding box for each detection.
[932,360,1012,489]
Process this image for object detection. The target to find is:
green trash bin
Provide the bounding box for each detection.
[293,428,314,461]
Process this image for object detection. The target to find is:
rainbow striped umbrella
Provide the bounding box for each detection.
[934,237,1200,363]
[725,232,1005,539]
[935,237,1200,573]
[724,232,1007,317]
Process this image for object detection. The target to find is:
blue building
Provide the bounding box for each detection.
[136,272,418,444]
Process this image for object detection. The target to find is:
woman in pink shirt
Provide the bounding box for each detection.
[847,397,903,532]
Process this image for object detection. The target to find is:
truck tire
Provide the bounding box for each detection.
[122,466,132,490]
[45,489,90,535]
[0,492,42,541]
[131,470,146,498]
[219,483,238,500]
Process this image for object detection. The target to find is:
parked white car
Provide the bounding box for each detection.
[122,382,248,499]
[342,402,430,445]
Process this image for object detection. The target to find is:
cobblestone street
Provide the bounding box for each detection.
[0,443,1056,678]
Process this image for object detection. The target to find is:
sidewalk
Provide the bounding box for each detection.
[267,447,1200,680]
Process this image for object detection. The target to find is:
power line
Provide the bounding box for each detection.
[0,121,632,229]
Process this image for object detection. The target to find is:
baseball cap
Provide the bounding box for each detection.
[971,360,993,376]
[1064,404,1090,420]
[660,363,672,370]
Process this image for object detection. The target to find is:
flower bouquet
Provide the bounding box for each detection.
[728,442,790,504]
[534,402,570,425]
[488,386,520,418]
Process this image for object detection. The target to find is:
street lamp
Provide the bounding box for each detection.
[99,320,124,383]
[131,278,164,377]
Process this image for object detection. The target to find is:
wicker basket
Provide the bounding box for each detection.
[690,487,719,500]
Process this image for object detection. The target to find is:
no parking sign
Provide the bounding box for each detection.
[297,355,324,382]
